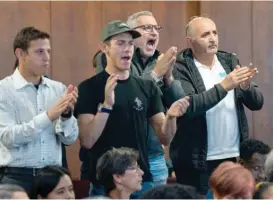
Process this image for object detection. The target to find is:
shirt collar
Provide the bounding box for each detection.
[12,68,49,89]
[194,54,218,69]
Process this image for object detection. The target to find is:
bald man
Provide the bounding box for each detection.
[170,16,264,195]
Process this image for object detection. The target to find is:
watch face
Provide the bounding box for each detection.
[97,103,103,111]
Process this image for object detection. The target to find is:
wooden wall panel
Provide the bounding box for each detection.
[0,1,271,180]
[0,2,50,79]
[102,1,152,25]
[50,1,104,180]
[251,1,273,147]
[200,1,254,138]
[51,1,97,86]
[151,1,200,52]
[85,1,104,77]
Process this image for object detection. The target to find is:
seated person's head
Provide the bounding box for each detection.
[239,139,271,182]
[34,165,75,199]
[253,182,273,199]
[0,184,29,199]
[139,183,198,199]
[209,161,255,199]
[264,150,273,182]
[96,147,143,197]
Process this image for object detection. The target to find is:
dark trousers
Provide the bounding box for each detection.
[0,167,40,198]
[62,144,68,169]
[79,147,92,180]
[175,157,237,196]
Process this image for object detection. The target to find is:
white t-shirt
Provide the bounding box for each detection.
[194,56,240,160]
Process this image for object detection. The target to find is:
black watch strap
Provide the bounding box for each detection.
[98,103,112,114]
[61,109,72,118]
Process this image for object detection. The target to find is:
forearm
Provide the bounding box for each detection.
[160,115,177,146]
[79,112,109,149]
[239,83,264,110]
[186,84,227,118]
[162,79,185,107]
[0,111,52,148]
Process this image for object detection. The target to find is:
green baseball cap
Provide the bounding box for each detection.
[101,20,141,42]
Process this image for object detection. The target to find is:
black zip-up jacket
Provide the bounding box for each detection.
[170,48,264,178]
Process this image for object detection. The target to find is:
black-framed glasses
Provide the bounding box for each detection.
[133,25,162,33]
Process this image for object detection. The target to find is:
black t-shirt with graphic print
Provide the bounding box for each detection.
[74,70,165,185]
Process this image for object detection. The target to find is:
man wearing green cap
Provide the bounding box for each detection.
[74,20,190,198]
[81,11,184,188]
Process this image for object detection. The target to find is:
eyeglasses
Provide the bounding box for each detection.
[133,25,162,33]
[127,164,141,172]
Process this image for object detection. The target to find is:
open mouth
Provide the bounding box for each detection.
[147,39,156,48]
[121,56,131,61]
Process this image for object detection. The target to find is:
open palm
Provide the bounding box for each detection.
[167,96,190,118]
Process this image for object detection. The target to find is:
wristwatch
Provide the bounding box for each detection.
[61,109,72,118]
[150,71,164,87]
[98,103,112,114]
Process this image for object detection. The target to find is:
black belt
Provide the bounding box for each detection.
[0,167,42,176]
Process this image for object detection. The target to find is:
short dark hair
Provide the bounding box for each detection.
[253,182,273,199]
[34,165,71,198]
[240,139,271,161]
[139,184,198,199]
[96,147,139,195]
[13,26,50,69]
[0,184,26,199]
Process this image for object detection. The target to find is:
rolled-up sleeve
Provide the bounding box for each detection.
[55,116,79,145]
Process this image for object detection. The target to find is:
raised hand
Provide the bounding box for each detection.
[152,46,177,78]
[237,63,258,90]
[220,66,256,91]
[167,96,190,118]
[47,84,78,121]
[65,85,78,110]
[103,74,118,109]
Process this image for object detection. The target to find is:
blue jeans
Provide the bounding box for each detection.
[149,154,168,185]
[89,181,153,199]
[206,189,214,199]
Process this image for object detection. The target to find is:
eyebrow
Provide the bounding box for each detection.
[115,39,134,43]
[201,30,217,37]
[55,187,65,192]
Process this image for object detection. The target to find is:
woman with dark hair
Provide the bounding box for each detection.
[96,147,144,199]
[209,161,255,199]
[34,165,75,199]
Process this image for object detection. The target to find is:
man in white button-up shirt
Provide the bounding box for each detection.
[0,26,79,197]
